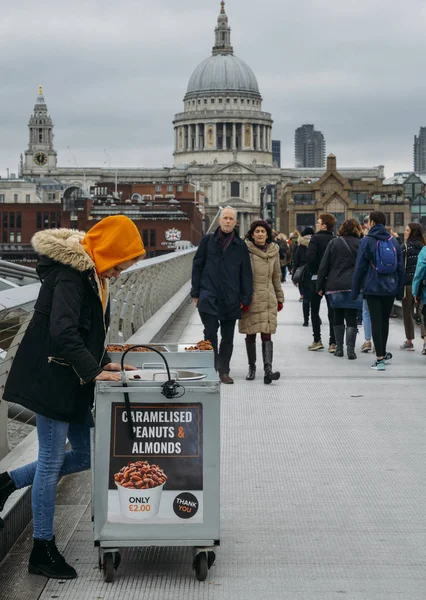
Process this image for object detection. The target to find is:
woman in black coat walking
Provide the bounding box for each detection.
[0,216,145,579]
[317,219,362,359]
[400,223,426,352]
[293,227,314,326]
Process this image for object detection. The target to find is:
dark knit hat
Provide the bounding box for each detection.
[301,227,314,236]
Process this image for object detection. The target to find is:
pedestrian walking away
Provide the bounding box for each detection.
[239,220,284,384]
[292,227,314,326]
[400,223,426,352]
[317,219,362,359]
[0,215,145,579]
[191,206,253,384]
[306,213,337,352]
[275,232,290,282]
[352,211,405,371]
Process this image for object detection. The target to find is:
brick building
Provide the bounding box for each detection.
[0,203,71,263]
[0,182,203,263]
[278,154,409,236]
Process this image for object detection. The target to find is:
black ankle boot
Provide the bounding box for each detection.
[245,340,256,380]
[262,341,280,384]
[333,325,345,357]
[0,472,17,528]
[28,537,77,579]
[346,327,358,360]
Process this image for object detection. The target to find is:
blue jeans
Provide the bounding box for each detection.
[362,299,372,340]
[10,412,92,540]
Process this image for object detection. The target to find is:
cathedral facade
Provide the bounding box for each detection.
[20,3,383,234]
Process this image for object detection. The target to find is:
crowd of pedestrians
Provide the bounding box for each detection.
[191,206,426,378]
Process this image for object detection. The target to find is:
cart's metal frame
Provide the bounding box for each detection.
[92,374,220,582]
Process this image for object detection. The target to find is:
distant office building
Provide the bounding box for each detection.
[294,124,326,168]
[414,127,426,173]
[272,140,281,167]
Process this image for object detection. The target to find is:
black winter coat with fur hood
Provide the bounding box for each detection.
[4,229,111,424]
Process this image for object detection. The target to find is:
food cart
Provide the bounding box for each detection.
[92,344,220,582]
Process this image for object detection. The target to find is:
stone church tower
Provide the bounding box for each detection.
[22,86,57,176]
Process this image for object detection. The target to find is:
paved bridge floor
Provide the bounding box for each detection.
[1,282,425,599]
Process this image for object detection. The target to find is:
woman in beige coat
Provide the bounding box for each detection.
[239,220,284,384]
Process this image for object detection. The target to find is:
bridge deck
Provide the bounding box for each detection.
[1,282,425,599]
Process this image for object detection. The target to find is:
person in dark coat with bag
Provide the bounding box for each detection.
[352,211,405,371]
[293,227,314,326]
[306,213,336,351]
[191,206,253,384]
[0,216,145,579]
[400,223,426,351]
[317,219,362,359]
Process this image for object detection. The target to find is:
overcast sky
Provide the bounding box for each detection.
[1,0,425,178]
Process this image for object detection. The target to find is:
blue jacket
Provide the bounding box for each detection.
[191,228,253,320]
[352,224,405,299]
[412,246,426,305]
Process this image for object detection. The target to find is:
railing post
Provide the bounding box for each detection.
[0,399,8,459]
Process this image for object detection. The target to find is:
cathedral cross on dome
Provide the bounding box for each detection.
[220,1,225,14]
[38,84,43,95]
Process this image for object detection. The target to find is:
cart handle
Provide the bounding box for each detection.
[119,345,184,440]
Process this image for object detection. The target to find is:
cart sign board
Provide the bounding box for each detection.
[108,403,203,524]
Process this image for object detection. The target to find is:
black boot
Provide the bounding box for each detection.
[302,302,309,326]
[262,341,280,384]
[28,537,77,579]
[218,343,233,378]
[245,340,256,380]
[0,472,17,529]
[346,327,357,360]
[333,325,345,357]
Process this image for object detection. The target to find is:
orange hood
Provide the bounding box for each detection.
[81,215,145,274]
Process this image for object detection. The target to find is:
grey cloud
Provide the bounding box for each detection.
[1,0,425,177]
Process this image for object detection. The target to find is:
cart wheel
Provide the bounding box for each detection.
[194,552,208,581]
[103,553,114,583]
[207,551,216,569]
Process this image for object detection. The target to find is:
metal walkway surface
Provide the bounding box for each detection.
[1,282,425,600]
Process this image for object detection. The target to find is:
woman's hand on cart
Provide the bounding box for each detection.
[95,363,137,381]
[94,371,121,381]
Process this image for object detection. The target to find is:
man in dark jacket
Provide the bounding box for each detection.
[352,211,405,371]
[191,206,253,384]
[306,213,336,351]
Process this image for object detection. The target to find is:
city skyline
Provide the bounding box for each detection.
[1,0,425,177]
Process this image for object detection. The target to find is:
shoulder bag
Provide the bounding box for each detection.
[292,264,307,285]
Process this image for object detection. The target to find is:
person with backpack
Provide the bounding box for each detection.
[352,211,405,371]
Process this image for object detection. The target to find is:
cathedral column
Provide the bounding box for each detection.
[250,124,254,150]
[232,123,237,150]
[195,124,200,150]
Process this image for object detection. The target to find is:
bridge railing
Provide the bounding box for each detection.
[0,249,196,459]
